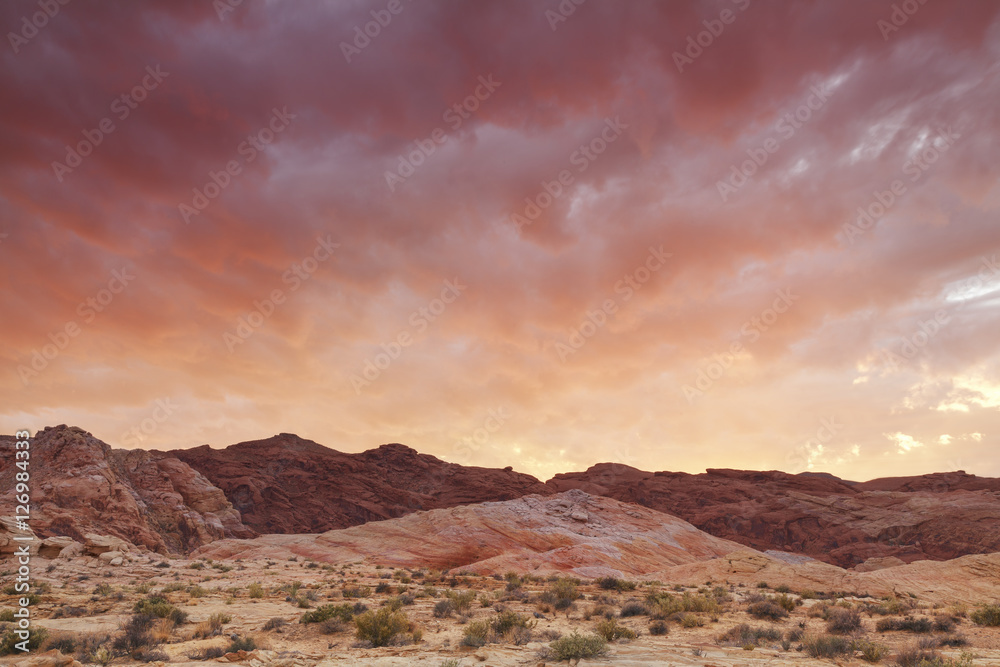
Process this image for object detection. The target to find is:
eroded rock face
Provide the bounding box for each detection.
[0,426,253,553]
[168,435,554,535]
[194,489,749,578]
[547,464,1000,567]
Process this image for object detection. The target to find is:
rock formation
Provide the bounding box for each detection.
[167,434,553,535]
[0,425,253,553]
[547,463,1000,567]
[193,489,749,578]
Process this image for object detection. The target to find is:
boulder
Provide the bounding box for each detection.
[39,536,80,559]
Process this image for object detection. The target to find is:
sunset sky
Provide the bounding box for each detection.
[2,0,999,481]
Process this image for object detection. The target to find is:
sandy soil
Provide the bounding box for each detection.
[3,553,1000,666]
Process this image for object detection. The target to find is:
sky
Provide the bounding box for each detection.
[2,0,999,482]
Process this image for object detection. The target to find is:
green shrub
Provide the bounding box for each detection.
[248,582,264,598]
[854,638,890,663]
[716,623,782,647]
[970,604,1000,627]
[747,600,788,621]
[803,634,853,659]
[354,608,410,647]
[226,635,256,652]
[545,631,609,661]
[549,578,580,610]
[461,610,534,646]
[300,603,354,624]
[877,617,933,633]
[446,589,476,614]
[0,628,48,655]
[599,577,637,592]
[132,596,187,624]
[595,618,636,641]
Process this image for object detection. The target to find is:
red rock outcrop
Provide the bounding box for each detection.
[547,464,1000,568]
[167,434,553,534]
[193,489,749,578]
[0,425,253,553]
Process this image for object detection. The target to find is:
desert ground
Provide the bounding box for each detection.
[4,549,1000,667]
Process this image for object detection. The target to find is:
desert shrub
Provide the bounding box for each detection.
[188,585,207,598]
[433,599,455,618]
[827,608,863,634]
[300,603,354,624]
[446,589,477,614]
[262,617,286,631]
[599,577,637,592]
[549,578,580,610]
[319,618,347,634]
[544,631,609,661]
[0,627,47,655]
[803,634,853,659]
[933,615,957,632]
[676,612,705,628]
[748,600,788,621]
[133,596,187,624]
[774,593,797,612]
[226,635,256,652]
[375,582,392,594]
[893,646,942,667]
[354,608,410,647]
[649,620,669,635]
[342,585,371,599]
[646,590,719,619]
[248,583,264,598]
[620,599,649,617]
[134,647,169,663]
[717,623,781,647]
[0,610,14,622]
[877,617,933,633]
[461,610,534,646]
[970,603,1000,626]
[595,618,637,641]
[938,634,968,647]
[854,637,890,663]
[193,612,230,639]
[42,634,78,654]
[112,614,157,656]
[439,660,461,667]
